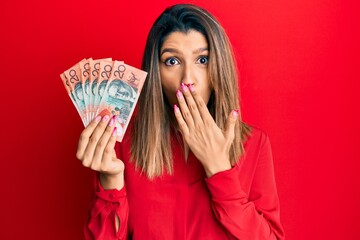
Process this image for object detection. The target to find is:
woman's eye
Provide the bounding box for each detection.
[196,56,209,64]
[164,58,179,66]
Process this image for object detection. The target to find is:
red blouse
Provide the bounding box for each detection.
[84,126,285,239]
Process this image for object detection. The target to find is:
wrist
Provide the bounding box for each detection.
[204,157,231,178]
[99,172,124,190]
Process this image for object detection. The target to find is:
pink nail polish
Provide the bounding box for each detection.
[174,104,180,113]
[102,115,109,122]
[180,83,188,92]
[94,115,101,123]
[108,115,116,126]
[176,89,183,99]
[112,127,117,136]
[232,109,239,118]
[188,83,195,92]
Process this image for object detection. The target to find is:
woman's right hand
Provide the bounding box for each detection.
[76,113,125,190]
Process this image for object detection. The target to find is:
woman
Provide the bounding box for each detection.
[77,4,285,239]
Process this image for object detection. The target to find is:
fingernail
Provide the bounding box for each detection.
[94,115,101,123]
[112,127,117,136]
[102,115,109,122]
[108,115,116,126]
[176,89,183,99]
[187,83,195,92]
[180,83,188,92]
[174,104,180,113]
[232,109,239,118]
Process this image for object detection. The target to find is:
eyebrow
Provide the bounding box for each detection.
[160,47,209,56]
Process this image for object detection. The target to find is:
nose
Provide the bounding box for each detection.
[181,63,194,86]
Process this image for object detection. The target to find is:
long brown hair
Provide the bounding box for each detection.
[132,4,251,179]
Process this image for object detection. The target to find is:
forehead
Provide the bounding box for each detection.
[161,30,208,51]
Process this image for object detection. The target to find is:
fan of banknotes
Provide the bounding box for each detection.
[60,58,148,142]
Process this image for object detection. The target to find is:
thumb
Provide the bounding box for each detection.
[224,109,239,141]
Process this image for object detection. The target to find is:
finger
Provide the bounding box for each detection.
[101,127,121,173]
[76,115,102,161]
[174,104,190,136]
[224,109,239,141]
[91,115,117,170]
[187,83,215,126]
[176,88,195,128]
[180,83,203,126]
[82,114,112,167]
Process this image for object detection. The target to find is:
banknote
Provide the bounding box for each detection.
[89,58,112,121]
[60,73,86,126]
[89,59,100,122]
[63,60,88,125]
[61,58,147,141]
[98,60,148,141]
[79,58,92,124]
[94,60,115,117]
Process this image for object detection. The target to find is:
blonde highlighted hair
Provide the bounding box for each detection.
[131,4,251,179]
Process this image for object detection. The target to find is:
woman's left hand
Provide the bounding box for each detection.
[174,83,239,177]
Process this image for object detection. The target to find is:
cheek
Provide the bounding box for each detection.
[162,85,176,99]
[198,71,212,104]
[160,67,181,103]
[160,77,179,105]
[201,86,213,105]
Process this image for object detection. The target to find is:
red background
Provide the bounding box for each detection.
[1,0,359,239]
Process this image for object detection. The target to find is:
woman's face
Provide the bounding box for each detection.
[159,30,212,108]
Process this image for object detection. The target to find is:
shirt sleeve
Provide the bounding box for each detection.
[84,172,129,240]
[205,133,285,240]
